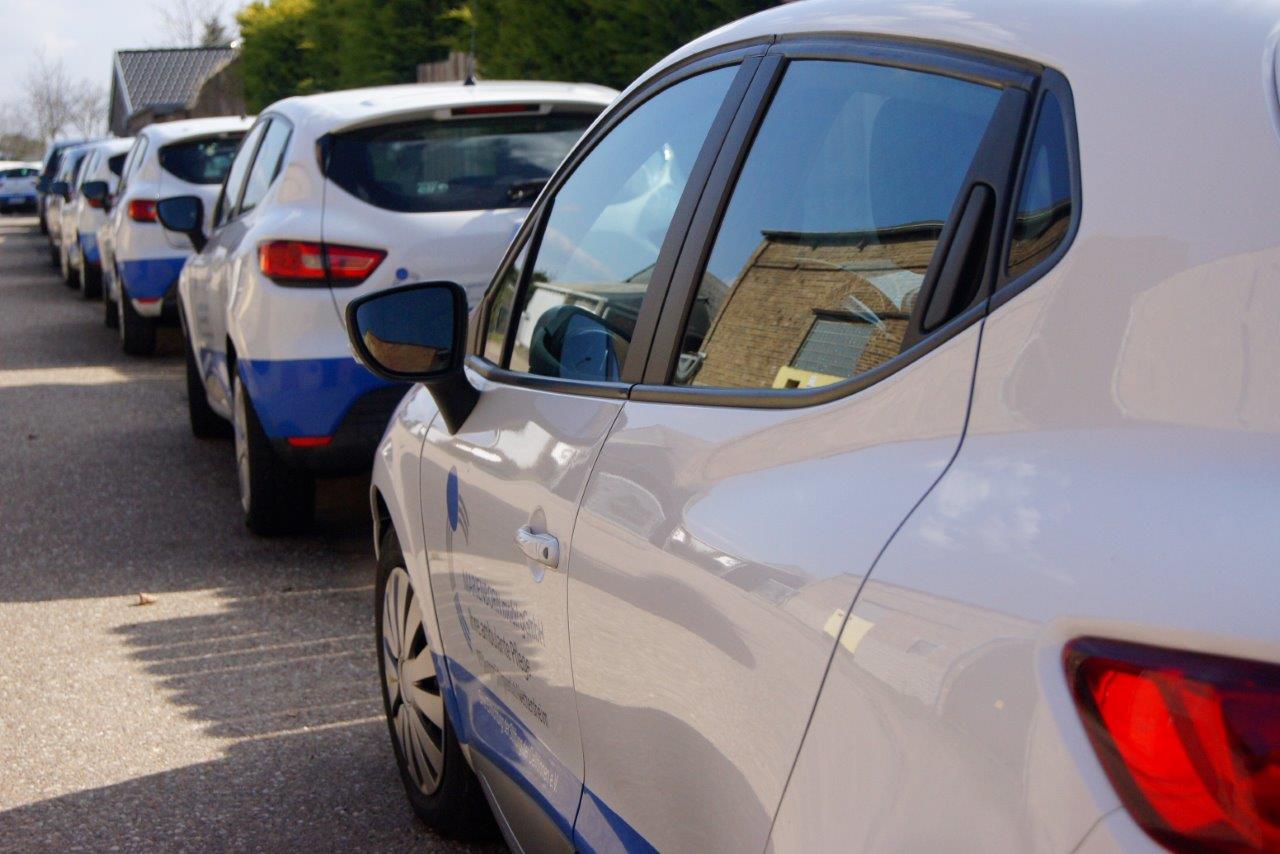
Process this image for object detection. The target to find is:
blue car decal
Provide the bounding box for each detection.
[78,233,100,265]
[119,257,187,300]
[236,356,397,438]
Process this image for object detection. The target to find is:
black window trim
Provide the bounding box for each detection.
[213,118,273,229]
[629,36,1076,409]
[464,37,777,397]
[992,68,1082,310]
[236,115,294,218]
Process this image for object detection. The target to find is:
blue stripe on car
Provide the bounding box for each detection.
[237,356,393,438]
[119,257,187,300]
[79,234,100,265]
[438,655,655,851]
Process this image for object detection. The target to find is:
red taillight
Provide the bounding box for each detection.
[286,436,332,448]
[258,241,385,286]
[1066,638,1280,852]
[128,199,157,222]
[87,196,104,209]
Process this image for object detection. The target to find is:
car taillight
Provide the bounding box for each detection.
[128,199,157,222]
[1065,638,1280,852]
[87,196,104,209]
[258,241,385,287]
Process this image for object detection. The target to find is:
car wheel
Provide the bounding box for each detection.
[78,246,101,300]
[376,528,491,837]
[184,332,231,439]
[48,242,59,268]
[118,286,157,356]
[103,271,119,329]
[232,370,315,535]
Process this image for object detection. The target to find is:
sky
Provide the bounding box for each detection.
[0,0,236,112]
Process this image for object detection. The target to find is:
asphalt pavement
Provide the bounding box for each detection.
[0,215,499,852]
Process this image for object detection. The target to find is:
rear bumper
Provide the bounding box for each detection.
[238,357,408,477]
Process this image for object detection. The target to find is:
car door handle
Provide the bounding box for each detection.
[515,526,559,569]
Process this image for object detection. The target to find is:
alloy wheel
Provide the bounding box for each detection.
[232,378,251,514]
[382,566,445,794]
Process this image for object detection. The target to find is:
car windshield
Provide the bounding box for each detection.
[324,108,600,213]
[158,134,245,185]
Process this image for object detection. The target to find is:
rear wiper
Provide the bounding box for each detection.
[507,180,547,204]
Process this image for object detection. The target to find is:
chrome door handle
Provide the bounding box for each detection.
[515,526,559,569]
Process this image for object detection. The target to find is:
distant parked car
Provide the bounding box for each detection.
[340,1,1280,852]
[158,81,614,533]
[61,138,133,297]
[98,116,253,353]
[36,139,86,234]
[44,142,94,268]
[0,163,41,213]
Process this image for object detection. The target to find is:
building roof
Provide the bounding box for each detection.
[109,47,236,135]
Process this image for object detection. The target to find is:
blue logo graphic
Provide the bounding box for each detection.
[396,267,409,281]
[447,467,459,531]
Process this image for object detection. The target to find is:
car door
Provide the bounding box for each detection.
[185,119,269,414]
[416,52,762,850]
[564,40,1036,853]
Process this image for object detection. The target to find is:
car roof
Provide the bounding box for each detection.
[138,115,256,144]
[266,80,618,134]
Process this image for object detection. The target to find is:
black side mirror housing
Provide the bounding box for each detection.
[50,180,69,200]
[155,196,207,252]
[36,177,50,194]
[82,180,111,211]
[345,281,478,433]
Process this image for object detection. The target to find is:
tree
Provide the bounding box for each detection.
[237,0,319,111]
[155,0,232,46]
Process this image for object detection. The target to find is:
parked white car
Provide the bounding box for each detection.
[98,116,253,353]
[36,139,85,234]
[44,142,94,268]
[58,138,133,297]
[343,1,1280,852]
[0,162,40,213]
[158,81,614,534]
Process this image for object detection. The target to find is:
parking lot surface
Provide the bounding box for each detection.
[0,216,495,851]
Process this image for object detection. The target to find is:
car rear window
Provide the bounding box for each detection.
[107,153,127,177]
[324,108,600,213]
[158,134,245,185]
[1,168,38,178]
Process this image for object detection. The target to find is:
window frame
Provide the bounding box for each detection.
[464,39,775,399]
[236,116,294,217]
[994,68,1082,308]
[629,36,1079,409]
[212,118,272,230]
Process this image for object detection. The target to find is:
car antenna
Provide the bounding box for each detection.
[463,20,477,86]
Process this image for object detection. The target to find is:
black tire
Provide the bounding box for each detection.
[375,528,492,838]
[184,331,231,439]
[48,242,59,268]
[104,286,119,329]
[78,246,101,300]
[119,286,157,356]
[233,370,315,535]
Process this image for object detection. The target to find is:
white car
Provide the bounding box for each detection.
[36,139,85,234]
[58,138,133,297]
[342,1,1280,852]
[44,142,94,269]
[0,162,40,213]
[98,116,253,354]
[159,81,615,534]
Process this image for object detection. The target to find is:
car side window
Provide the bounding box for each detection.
[1007,92,1072,278]
[238,119,292,216]
[670,60,1002,391]
[215,120,268,228]
[118,137,148,196]
[482,241,530,364]
[502,65,738,381]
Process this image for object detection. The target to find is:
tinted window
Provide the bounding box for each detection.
[0,167,38,178]
[483,242,529,364]
[159,134,244,185]
[239,119,292,215]
[507,66,737,381]
[118,137,148,194]
[215,122,266,227]
[326,109,600,214]
[672,61,1001,391]
[107,153,127,177]
[1007,93,1072,277]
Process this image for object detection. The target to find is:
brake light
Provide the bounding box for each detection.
[258,241,385,286]
[451,103,540,117]
[1065,638,1280,852]
[87,196,104,210]
[286,436,332,448]
[128,199,157,222]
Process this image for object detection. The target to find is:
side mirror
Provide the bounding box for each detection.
[156,196,207,252]
[345,281,478,433]
[36,177,50,193]
[82,180,110,211]
[50,180,69,200]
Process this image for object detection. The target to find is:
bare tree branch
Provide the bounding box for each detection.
[154,0,230,46]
